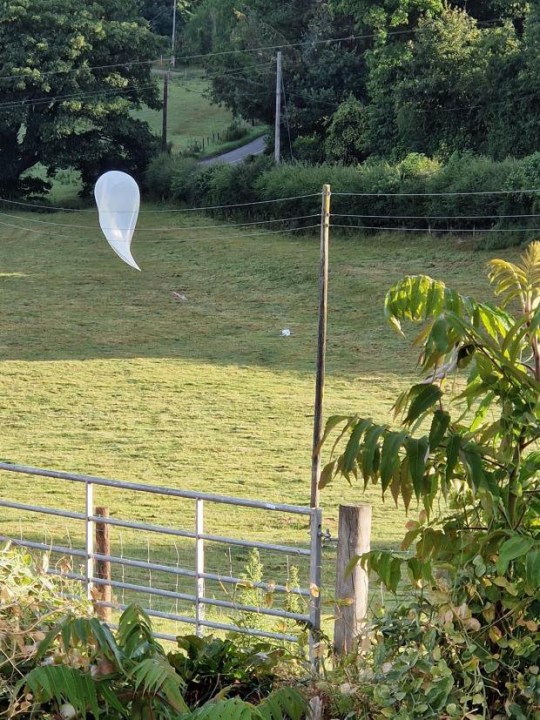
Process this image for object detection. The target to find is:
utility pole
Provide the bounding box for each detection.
[310,184,331,508]
[274,51,282,164]
[162,0,177,153]
[161,72,169,153]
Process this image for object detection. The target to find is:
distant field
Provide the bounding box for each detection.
[136,71,268,155]
[0,208,512,636]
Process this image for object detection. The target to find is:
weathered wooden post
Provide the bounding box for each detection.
[94,506,112,622]
[334,504,372,655]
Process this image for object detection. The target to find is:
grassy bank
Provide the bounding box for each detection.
[136,72,266,156]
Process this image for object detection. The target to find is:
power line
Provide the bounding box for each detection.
[172,19,503,63]
[0,210,318,232]
[0,58,161,84]
[0,16,505,87]
[333,212,540,220]
[0,82,158,111]
[0,216,319,241]
[0,193,321,214]
[0,62,276,112]
[332,224,540,233]
[333,189,540,197]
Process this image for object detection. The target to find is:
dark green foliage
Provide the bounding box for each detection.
[138,0,194,40]
[0,0,162,197]
[324,97,369,164]
[292,134,326,164]
[168,634,283,706]
[320,247,540,718]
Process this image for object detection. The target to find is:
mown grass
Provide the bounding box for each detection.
[0,207,514,636]
[136,72,267,155]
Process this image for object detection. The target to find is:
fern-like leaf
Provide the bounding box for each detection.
[258,687,307,720]
[22,665,102,719]
[185,697,262,720]
[384,275,473,333]
[131,656,188,712]
[488,240,540,312]
[117,604,157,659]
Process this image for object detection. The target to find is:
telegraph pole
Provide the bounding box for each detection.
[310,184,331,508]
[274,51,282,164]
[162,0,177,153]
[161,72,169,152]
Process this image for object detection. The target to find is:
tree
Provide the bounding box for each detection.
[137,0,199,51]
[324,96,368,163]
[183,0,367,151]
[0,0,163,196]
[322,245,540,716]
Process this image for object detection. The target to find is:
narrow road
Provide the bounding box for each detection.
[199,135,267,166]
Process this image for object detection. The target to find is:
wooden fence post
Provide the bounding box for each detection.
[334,504,372,655]
[94,507,112,622]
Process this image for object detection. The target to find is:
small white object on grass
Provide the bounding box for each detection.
[172,291,188,302]
[281,328,291,336]
[60,703,77,720]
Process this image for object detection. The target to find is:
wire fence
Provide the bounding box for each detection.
[0,462,322,663]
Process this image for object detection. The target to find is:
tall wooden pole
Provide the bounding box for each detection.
[161,0,176,153]
[311,184,331,508]
[274,51,282,164]
[161,73,169,153]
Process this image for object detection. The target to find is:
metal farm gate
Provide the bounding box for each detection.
[0,462,322,664]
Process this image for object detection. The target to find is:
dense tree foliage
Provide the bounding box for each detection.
[0,0,163,196]
[182,0,540,163]
[137,0,197,46]
[182,0,366,157]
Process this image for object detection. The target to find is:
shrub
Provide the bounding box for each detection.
[169,156,201,203]
[293,134,325,164]
[324,97,369,165]
[222,121,248,143]
[145,153,196,201]
[321,245,540,718]
[0,543,89,714]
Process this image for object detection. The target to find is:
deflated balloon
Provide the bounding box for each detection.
[94,171,141,271]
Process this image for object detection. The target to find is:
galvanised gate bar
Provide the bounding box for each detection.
[0,462,322,665]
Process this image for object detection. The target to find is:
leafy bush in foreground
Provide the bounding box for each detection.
[0,543,90,714]
[13,602,308,719]
[322,243,540,718]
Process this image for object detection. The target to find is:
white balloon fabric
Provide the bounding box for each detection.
[94,171,141,271]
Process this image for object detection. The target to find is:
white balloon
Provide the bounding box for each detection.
[94,171,141,271]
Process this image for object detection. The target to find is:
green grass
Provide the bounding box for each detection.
[0,209,516,637]
[135,72,267,155]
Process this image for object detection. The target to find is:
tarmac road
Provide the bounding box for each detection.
[199,134,267,166]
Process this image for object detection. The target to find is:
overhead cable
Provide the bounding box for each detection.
[0,193,321,214]
[0,210,319,232]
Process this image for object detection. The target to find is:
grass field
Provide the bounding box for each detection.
[0,206,514,637]
[135,71,267,155]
